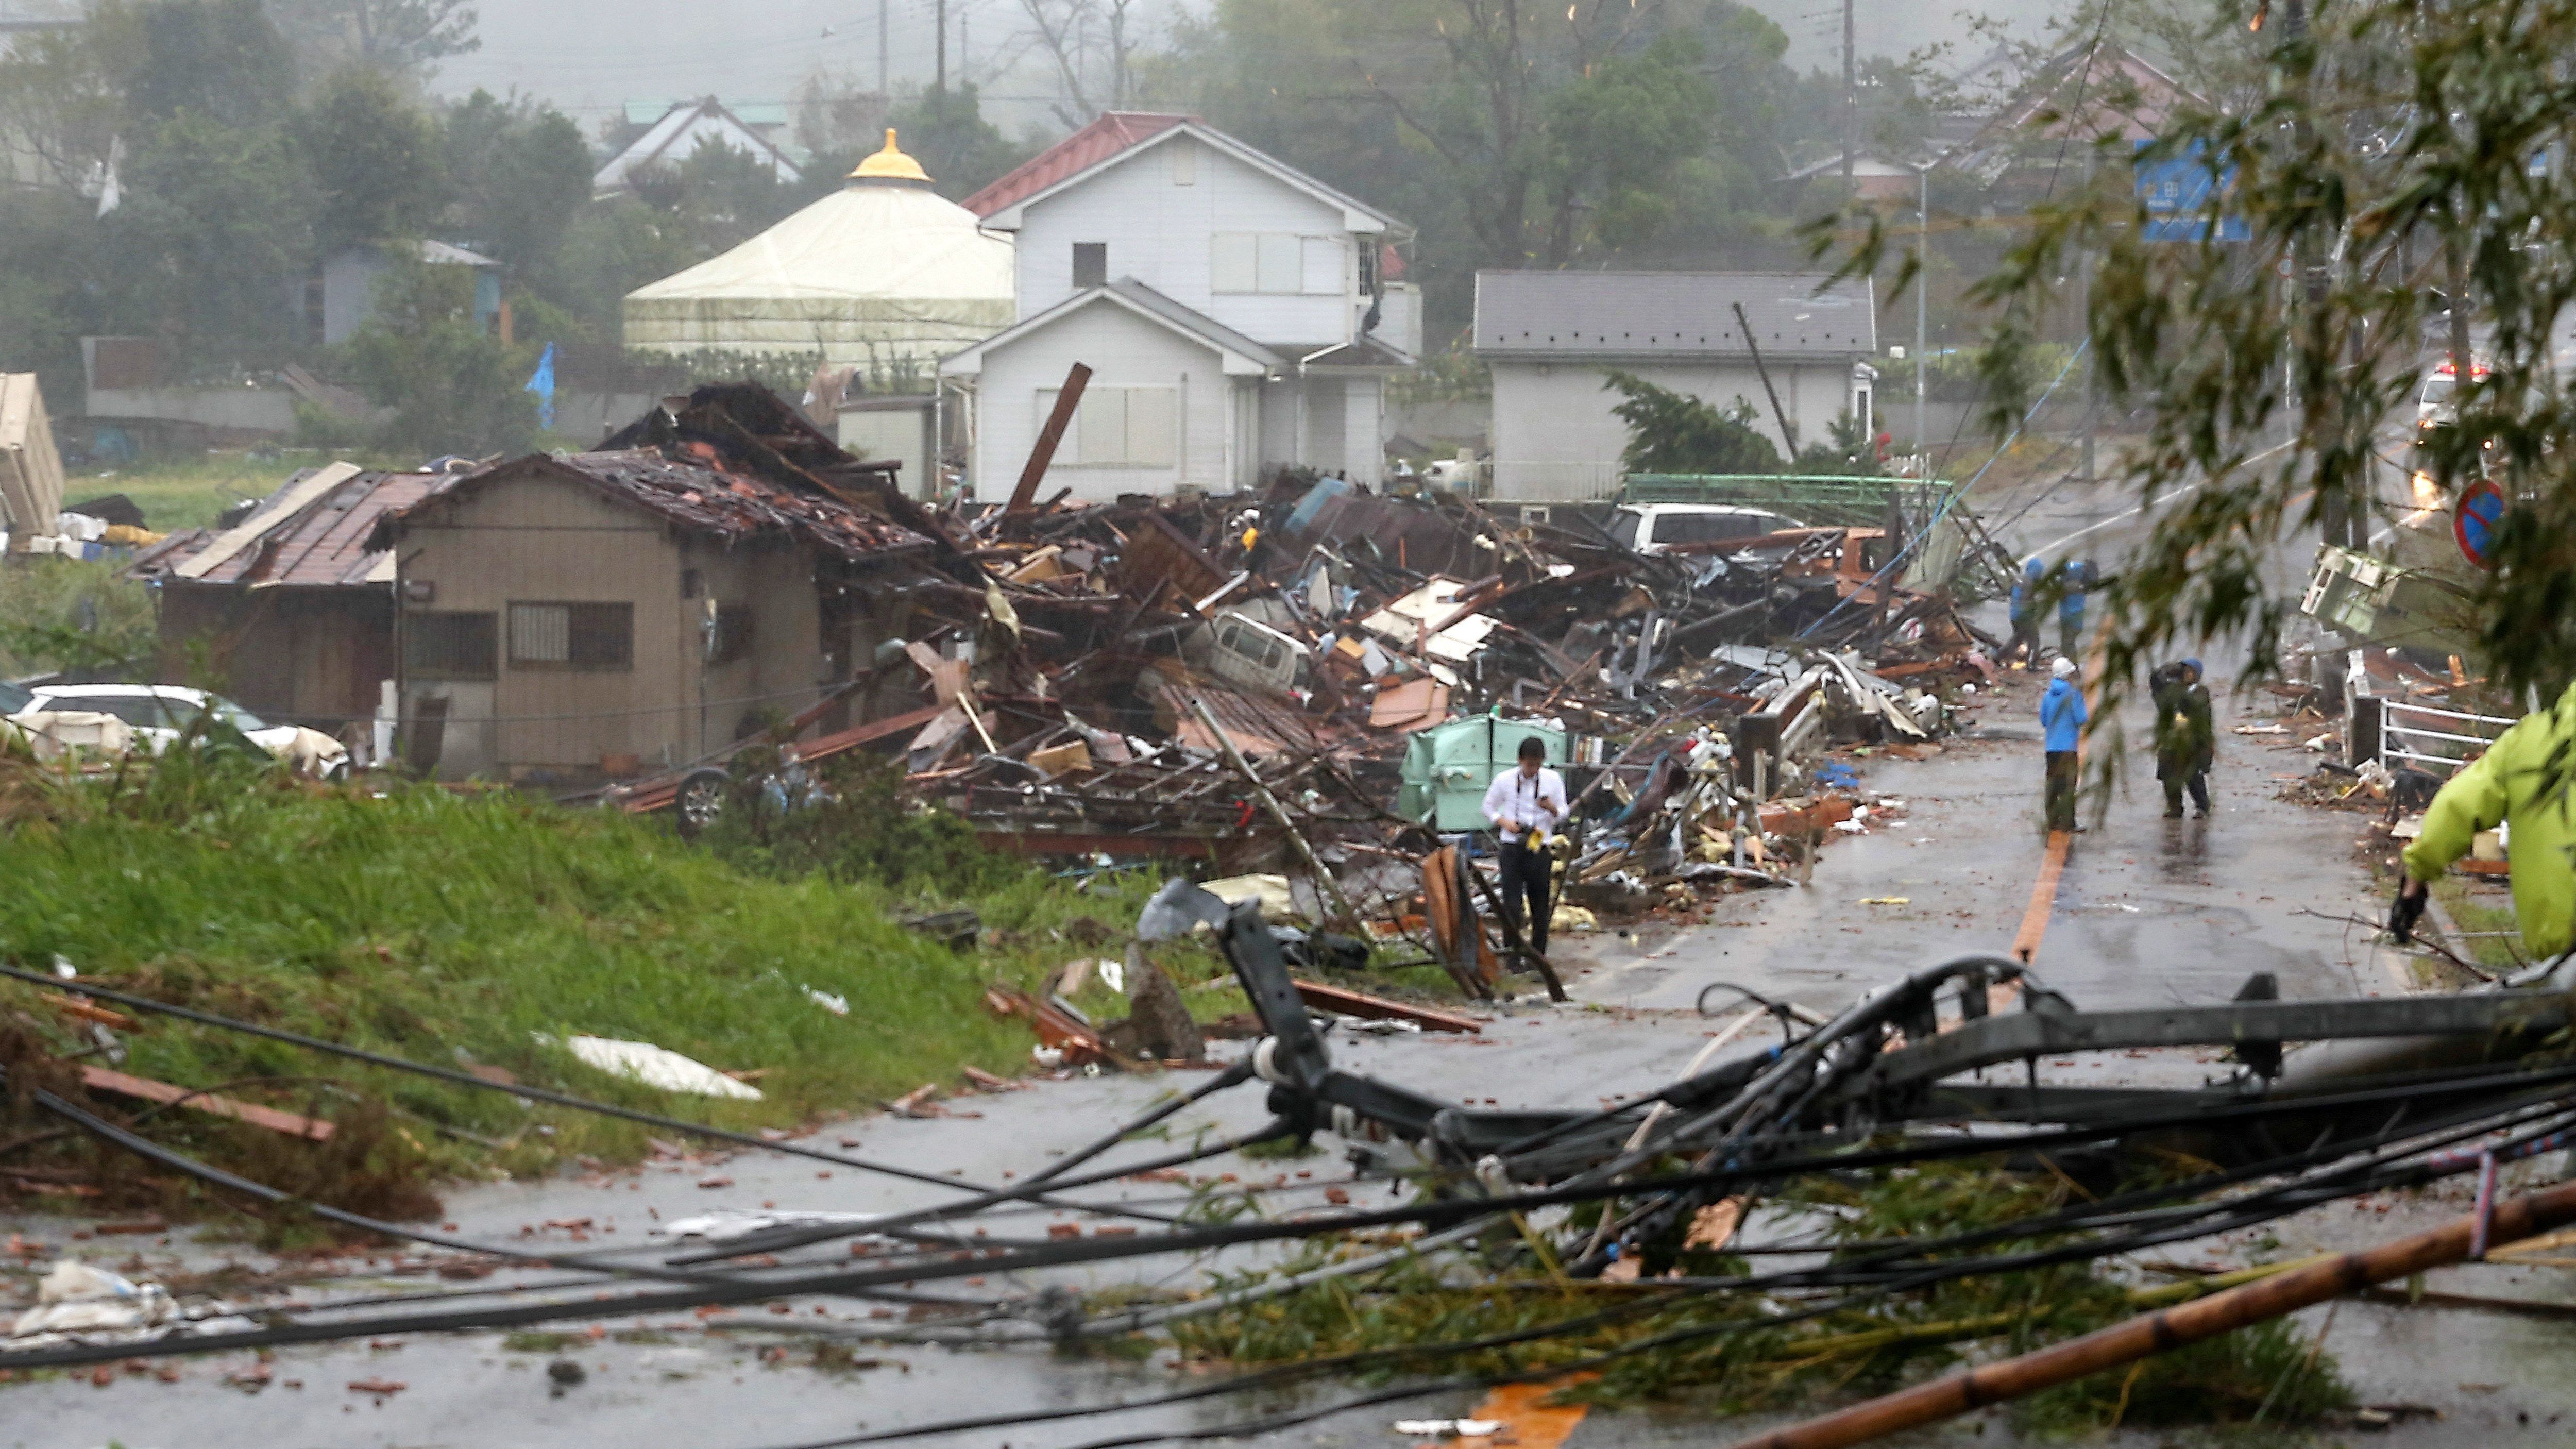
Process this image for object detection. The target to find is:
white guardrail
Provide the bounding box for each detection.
[2377,698,2517,777]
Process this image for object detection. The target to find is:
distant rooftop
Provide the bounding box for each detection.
[1472,271,1876,361]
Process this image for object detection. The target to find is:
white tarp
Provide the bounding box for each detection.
[560,1035,764,1100]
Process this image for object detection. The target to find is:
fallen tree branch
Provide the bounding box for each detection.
[1726,1174,2576,1449]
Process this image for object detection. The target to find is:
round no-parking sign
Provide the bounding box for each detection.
[2455,478,2505,570]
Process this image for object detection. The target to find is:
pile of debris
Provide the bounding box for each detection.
[580,389,1999,996]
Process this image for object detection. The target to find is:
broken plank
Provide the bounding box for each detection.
[78,1066,334,1141]
[46,993,139,1031]
[1290,980,1483,1034]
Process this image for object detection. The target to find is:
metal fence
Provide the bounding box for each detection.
[2372,697,2517,776]
[1620,474,1959,528]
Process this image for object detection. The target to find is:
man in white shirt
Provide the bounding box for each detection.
[1481,735,1569,958]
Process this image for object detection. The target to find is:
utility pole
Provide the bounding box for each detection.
[1916,162,1930,470]
[877,0,890,97]
[936,0,947,92]
[2079,199,2096,484]
[1841,0,1857,188]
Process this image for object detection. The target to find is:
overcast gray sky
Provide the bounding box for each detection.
[431,0,2078,137]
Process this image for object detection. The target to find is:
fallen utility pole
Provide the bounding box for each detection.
[1726,1173,2576,1449]
[1186,694,1360,932]
[1733,300,1800,455]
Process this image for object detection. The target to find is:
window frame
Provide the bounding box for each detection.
[1071,241,1108,289]
[506,600,634,672]
[404,610,500,681]
[1212,232,1324,295]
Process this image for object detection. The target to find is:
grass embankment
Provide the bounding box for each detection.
[0,749,1247,1227]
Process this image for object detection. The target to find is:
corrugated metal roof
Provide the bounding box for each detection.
[962,111,1192,218]
[1471,271,1876,361]
[145,468,443,589]
[377,447,937,562]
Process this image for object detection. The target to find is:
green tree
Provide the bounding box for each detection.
[0,190,109,405]
[1533,33,1716,260]
[302,66,445,252]
[1603,369,1781,475]
[343,254,535,454]
[101,110,314,369]
[552,199,699,351]
[1847,0,2576,702]
[441,90,593,277]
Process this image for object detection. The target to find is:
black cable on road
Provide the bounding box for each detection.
[12,1072,764,1295]
[676,1063,1262,1261]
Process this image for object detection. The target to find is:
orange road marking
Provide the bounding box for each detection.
[1461,1376,1597,1448]
[2011,829,2072,963]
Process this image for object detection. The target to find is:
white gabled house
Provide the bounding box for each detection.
[940,112,1417,502]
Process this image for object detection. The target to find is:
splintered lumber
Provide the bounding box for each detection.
[981,983,1130,1070]
[1187,694,1361,931]
[78,1067,335,1142]
[1726,1174,2576,1449]
[1289,979,1482,1034]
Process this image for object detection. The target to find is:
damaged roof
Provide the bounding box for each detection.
[370,446,938,562]
[1472,271,1876,361]
[140,464,444,589]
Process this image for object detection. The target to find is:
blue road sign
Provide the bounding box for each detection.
[2455,478,2505,570]
[2134,140,2250,243]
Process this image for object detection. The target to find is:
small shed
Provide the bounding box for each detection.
[139,463,441,748]
[318,240,501,346]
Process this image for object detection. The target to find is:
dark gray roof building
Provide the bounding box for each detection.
[1471,271,1876,361]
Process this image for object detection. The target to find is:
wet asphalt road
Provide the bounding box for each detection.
[14,469,2573,1448]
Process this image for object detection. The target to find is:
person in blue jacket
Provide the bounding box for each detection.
[2040,654,2087,832]
[2058,558,2093,656]
[2006,556,2045,668]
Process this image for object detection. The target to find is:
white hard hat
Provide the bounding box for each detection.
[2051,656,2077,678]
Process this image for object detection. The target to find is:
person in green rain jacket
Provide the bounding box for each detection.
[2153,658,2215,818]
[2392,681,2576,960]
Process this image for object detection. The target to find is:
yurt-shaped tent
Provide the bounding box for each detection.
[622,132,1015,380]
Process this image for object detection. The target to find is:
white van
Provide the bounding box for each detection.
[1604,503,1804,554]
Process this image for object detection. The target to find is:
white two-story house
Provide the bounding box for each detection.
[939,112,1418,502]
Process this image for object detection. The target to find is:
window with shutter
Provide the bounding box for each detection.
[509,602,632,671]
[1211,233,1257,292]
[1256,233,1301,294]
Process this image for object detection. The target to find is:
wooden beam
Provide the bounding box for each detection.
[79,1066,335,1141]
[1008,362,1091,514]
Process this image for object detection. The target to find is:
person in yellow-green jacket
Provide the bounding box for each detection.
[2389,682,2576,960]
